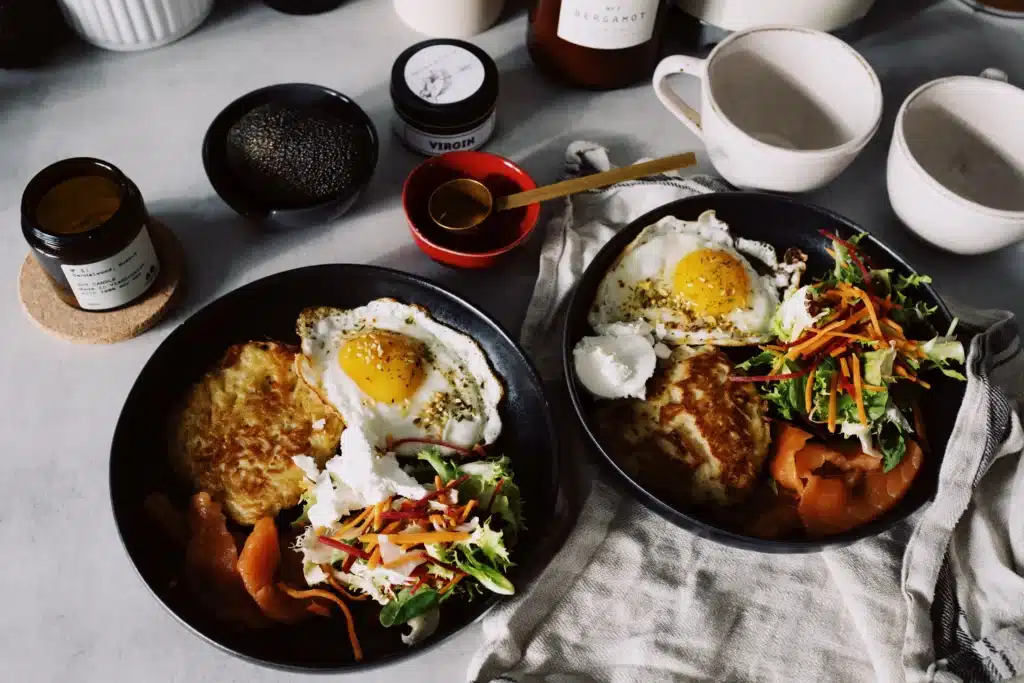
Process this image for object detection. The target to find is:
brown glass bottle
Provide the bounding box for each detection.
[528,0,668,90]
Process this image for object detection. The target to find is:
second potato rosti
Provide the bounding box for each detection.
[172,342,343,526]
[599,346,770,507]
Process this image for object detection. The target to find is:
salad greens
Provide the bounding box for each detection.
[736,231,966,471]
[295,446,523,644]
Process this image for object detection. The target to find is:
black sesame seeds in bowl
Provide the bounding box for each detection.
[203,83,379,230]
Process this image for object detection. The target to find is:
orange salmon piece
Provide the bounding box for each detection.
[771,424,814,494]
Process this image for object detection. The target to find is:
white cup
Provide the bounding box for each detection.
[653,26,882,193]
[886,69,1024,255]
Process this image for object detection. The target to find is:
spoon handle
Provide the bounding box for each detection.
[494,152,698,212]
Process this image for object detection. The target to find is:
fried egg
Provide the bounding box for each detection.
[296,299,503,455]
[588,210,803,345]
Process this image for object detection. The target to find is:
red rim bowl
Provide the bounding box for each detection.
[402,151,541,269]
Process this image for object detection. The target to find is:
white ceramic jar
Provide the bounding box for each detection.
[393,0,505,39]
[58,0,215,52]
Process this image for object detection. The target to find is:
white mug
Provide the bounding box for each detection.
[653,26,882,193]
[887,69,1024,255]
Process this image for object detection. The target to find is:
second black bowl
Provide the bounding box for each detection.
[111,264,562,671]
[202,83,379,230]
[563,192,966,553]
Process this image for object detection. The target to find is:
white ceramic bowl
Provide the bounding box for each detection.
[58,0,214,52]
[887,69,1024,255]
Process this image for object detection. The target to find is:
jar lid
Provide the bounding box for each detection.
[390,39,499,131]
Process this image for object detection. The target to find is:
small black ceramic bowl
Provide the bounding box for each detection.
[564,192,967,553]
[202,83,379,230]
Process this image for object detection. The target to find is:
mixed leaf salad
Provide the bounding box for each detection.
[734,230,966,471]
[292,445,523,649]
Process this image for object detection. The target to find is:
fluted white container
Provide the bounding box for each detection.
[58,0,215,52]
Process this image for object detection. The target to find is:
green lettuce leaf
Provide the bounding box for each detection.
[291,488,316,528]
[863,347,897,386]
[878,423,907,473]
[921,331,967,381]
[417,447,459,482]
[380,587,440,628]
[454,552,514,596]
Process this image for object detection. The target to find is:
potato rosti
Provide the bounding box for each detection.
[172,341,343,526]
[598,346,770,507]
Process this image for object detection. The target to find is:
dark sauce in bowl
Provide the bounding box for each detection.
[409,170,528,254]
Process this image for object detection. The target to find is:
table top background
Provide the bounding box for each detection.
[2,1,1022,681]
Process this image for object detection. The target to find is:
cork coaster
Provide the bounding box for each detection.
[18,220,185,344]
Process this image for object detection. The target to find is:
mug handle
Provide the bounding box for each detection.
[652,54,707,139]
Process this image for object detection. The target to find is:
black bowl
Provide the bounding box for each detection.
[202,83,379,230]
[563,192,966,553]
[110,265,560,671]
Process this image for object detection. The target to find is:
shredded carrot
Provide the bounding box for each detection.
[307,602,332,618]
[361,531,472,545]
[429,514,448,529]
[434,475,444,491]
[848,286,884,338]
[830,344,849,358]
[439,572,466,596]
[862,383,886,392]
[279,584,362,661]
[324,571,370,601]
[381,520,404,535]
[382,550,427,569]
[852,354,868,426]
[331,507,375,540]
[896,364,931,388]
[881,317,905,337]
[367,546,381,569]
[840,356,851,378]
[825,247,837,259]
[804,362,817,415]
[459,499,478,523]
[827,374,839,433]
[786,310,870,359]
[371,501,384,531]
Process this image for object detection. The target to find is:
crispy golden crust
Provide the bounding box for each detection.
[171,342,344,526]
[598,347,770,507]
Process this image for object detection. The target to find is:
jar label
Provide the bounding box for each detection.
[556,0,658,50]
[404,44,486,105]
[395,110,497,156]
[60,226,161,310]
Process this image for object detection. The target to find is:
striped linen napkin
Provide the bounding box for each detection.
[467,142,1024,683]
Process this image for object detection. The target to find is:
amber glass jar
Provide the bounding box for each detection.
[528,0,668,89]
[22,158,161,311]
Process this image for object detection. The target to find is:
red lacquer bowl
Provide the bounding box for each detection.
[402,151,541,269]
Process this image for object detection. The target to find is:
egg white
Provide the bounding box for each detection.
[297,299,503,455]
[588,211,800,346]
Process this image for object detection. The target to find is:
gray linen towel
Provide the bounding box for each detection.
[467,142,1024,683]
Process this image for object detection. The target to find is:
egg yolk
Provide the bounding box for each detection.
[672,248,751,317]
[339,330,426,404]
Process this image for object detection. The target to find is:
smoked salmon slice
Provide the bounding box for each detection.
[770,426,924,537]
[237,517,318,623]
[184,493,268,627]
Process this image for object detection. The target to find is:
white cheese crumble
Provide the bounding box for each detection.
[572,333,657,400]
